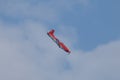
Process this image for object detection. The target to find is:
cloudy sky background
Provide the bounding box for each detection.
[0,0,120,80]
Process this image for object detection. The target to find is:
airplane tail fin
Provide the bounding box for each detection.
[48,29,55,34]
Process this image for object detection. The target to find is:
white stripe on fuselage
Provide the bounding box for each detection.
[47,33,60,48]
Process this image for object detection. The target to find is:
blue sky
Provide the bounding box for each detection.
[0,0,120,51]
[0,0,120,80]
[56,0,120,51]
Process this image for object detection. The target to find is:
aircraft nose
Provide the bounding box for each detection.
[66,50,71,53]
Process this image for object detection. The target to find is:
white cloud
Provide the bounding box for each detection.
[0,20,120,80]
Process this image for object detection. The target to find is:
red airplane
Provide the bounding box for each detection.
[47,29,71,54]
